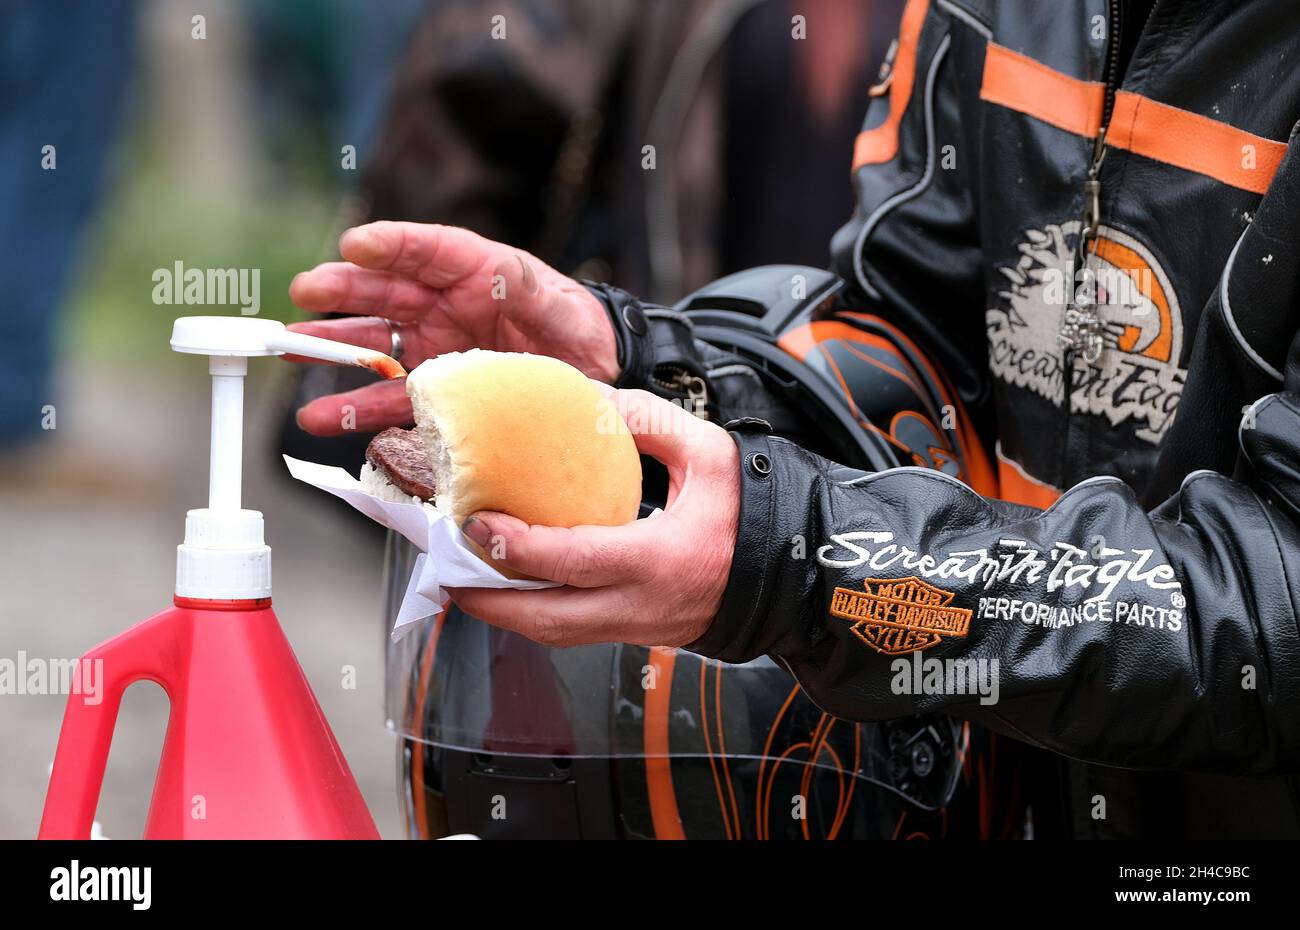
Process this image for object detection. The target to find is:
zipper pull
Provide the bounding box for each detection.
[1060,131,1109,363]
[1082,178,1102,242]
[1059,307,1105,364]
[1081,131,1108,242]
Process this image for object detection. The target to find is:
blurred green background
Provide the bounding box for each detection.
[65,141,336,365]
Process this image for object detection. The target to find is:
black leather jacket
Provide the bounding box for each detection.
[592,0,1300,838]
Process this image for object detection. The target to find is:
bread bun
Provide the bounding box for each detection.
[405,350,641,528]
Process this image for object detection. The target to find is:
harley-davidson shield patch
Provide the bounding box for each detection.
[830,576,972,655]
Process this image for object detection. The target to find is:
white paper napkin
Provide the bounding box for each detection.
[283,455,558,640]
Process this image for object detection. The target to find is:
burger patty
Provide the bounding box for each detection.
[365,427,437,501]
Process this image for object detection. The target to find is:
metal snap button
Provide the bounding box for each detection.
[622,304,648,336]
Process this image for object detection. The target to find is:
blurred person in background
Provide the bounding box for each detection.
[361,0,901,297]
[0,0,137,447]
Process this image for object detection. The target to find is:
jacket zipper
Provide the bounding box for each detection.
[1055,0,1161,485]
[651,366,710,419]
[1058,0,1163,367]
[1058,0,1124,366]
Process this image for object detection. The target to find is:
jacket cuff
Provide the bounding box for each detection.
[583,281,654,389]
[582,280,713,411]
[686,419,808,663]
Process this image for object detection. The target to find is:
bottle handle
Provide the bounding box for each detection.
[38,613,176,839]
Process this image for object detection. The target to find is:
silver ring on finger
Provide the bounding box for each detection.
[384,318,405,362]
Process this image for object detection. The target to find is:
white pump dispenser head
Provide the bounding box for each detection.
[169,316,405,599]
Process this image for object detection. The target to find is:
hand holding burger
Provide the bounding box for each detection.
[358,349,738,648]
[288,221,740,647]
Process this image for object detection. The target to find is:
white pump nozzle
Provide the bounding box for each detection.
[169,316,405,600]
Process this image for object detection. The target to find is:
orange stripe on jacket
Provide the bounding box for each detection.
[979,43,1105,138]
[979,46,1287,193]
[1108,90,1287,195]
[852,0,930,168]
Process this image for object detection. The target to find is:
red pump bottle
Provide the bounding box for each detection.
[39,317,392,839]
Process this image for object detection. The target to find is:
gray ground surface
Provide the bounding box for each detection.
[0,360,402,839]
